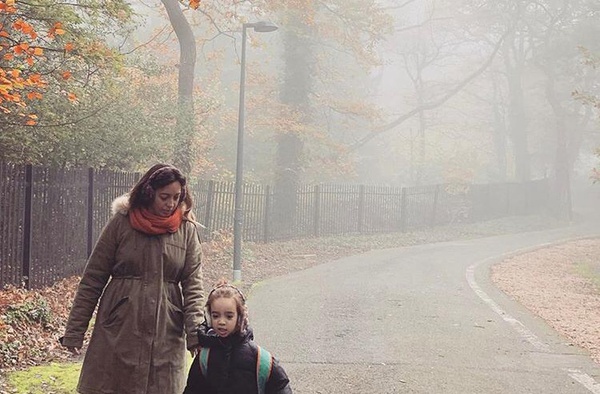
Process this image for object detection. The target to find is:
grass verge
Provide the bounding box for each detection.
[5,362,81,394]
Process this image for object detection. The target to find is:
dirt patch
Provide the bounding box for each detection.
[491,237,600,363]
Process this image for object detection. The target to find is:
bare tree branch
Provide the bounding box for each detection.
[350,29,511,150]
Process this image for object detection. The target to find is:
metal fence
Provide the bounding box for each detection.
[0,162,550,289]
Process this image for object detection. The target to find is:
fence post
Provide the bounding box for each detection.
[22,164,33,289]
[358,185,365,233]
[263,185,271,243]
[87,167,94,257]
[400,187,407,232]
[313,185,320,237]
[204,180,215,239]
[430,185,439,227]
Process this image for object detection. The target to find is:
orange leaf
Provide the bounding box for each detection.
[61,71,71,80]
[33,47,43,56]
[48,22,65,38]
[189,0,200,9]
[67,92,77,102]
[3,53,13,61]
[64,42,74,52]
[25,119,36,125]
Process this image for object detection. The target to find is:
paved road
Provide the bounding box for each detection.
[248,221,600,393]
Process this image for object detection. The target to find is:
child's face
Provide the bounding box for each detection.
[209,297,239,337]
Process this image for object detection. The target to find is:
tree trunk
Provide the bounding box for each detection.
[491,79,508,181]
[273,18,312,232]
[543,71,572,220]
[505,64,530,182]
[161,0,196,175]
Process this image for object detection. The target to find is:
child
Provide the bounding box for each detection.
[183,280,292,394]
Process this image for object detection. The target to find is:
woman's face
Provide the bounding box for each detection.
[149,181,182,217]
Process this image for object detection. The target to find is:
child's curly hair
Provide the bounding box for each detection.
[205,279,249,335]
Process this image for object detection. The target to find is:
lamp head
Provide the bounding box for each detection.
[246,21,278,33]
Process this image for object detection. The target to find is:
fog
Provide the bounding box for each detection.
[123,1,599,202]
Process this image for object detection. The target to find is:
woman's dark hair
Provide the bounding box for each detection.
[129,163,193,217]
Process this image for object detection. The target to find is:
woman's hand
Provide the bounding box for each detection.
[67,347,81,355]
[189,347,199,358]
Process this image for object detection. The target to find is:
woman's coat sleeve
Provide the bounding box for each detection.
[60,216,119,348]
[181,222,205,350]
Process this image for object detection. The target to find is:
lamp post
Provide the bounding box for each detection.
[233,21,278,283]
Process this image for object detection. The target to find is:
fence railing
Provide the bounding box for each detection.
[0,162,550,289]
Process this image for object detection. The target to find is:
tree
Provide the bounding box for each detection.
[0,0,135,162]
[257,0,392,230]
[0,0,74,125]
[161,0,196,175]
[573,47,600,183]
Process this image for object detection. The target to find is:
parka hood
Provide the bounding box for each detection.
[111,193,130,216]
[111,193,195,221]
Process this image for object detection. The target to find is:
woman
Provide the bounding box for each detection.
[60,163,205,394]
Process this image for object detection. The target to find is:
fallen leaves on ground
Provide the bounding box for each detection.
[0,215,567,374]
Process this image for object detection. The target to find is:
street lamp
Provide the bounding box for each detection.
[233,21,278,283]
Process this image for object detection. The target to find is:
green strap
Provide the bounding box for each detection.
[256,346,272,394]
[199,347,210,378]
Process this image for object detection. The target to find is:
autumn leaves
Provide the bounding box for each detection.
[0,1,76,125]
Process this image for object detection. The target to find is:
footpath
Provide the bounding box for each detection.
[249,216,600,393]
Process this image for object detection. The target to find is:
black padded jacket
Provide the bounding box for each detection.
[183,326,292,394]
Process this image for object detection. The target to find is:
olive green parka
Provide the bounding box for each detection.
[61,195,205,394]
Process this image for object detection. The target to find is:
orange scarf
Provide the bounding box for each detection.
[129,207,183,235]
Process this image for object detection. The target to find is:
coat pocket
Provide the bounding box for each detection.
[166,298,184,336]
[102,296,129,328]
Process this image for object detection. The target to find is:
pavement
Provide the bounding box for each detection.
[247,217,600,393]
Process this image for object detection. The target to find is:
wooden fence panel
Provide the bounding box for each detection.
[28,166,88,288]
[0,160,552,289]
[318,184,361,236]
[402,185,439,230]
[0,163,25,287]
[292,184,316,240]
[362,185,404,233]
[243,183,265,242]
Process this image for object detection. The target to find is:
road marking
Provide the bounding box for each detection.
[465,260,550,352]
[564,368,600,394]
[466,252,600,393]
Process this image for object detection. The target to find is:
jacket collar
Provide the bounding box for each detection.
[197,324,254,348]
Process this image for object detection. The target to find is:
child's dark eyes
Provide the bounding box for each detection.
[211,313,236,320]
